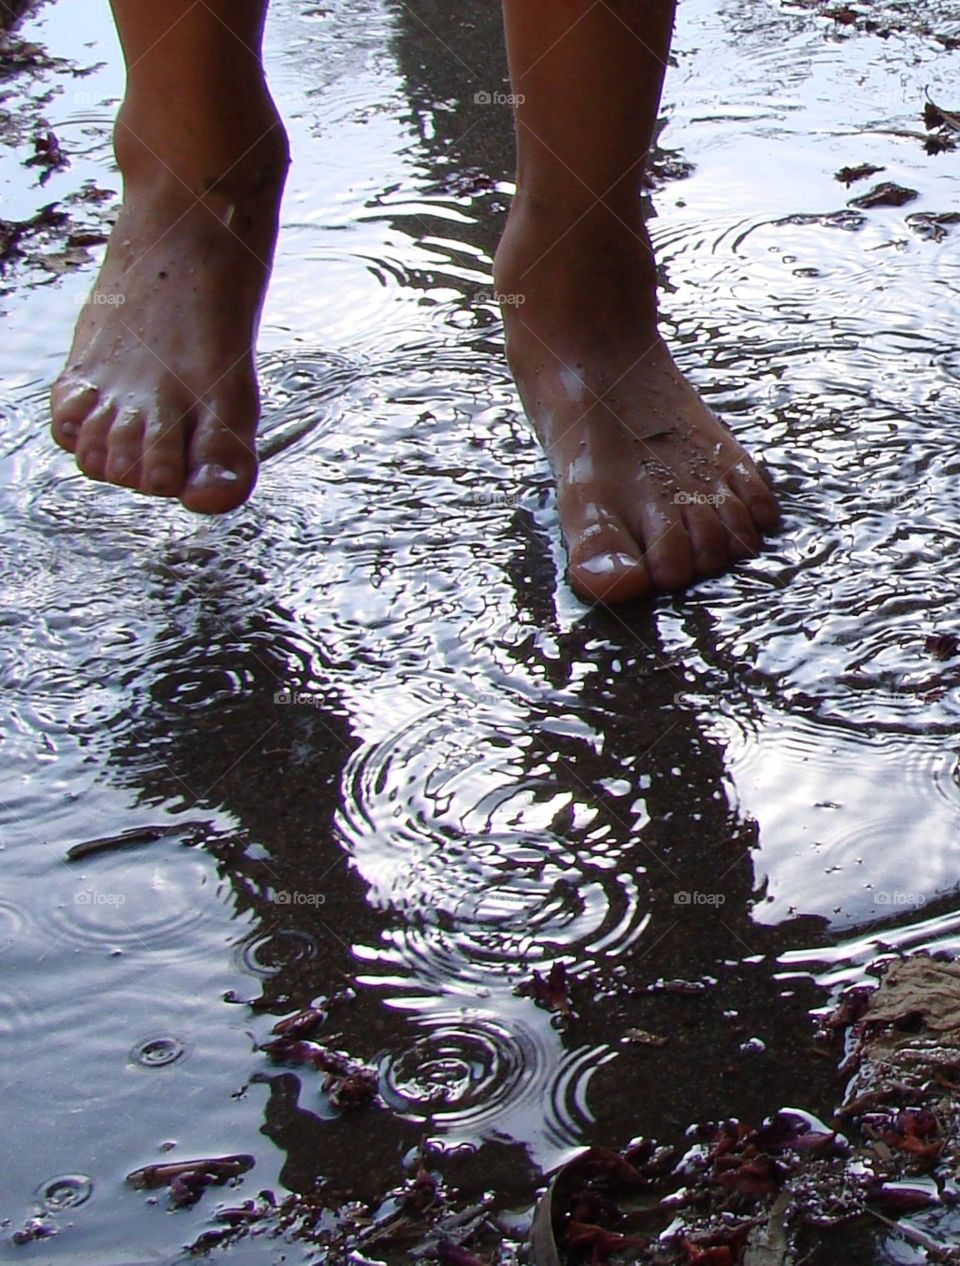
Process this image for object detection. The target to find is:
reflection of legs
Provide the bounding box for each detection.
[50,1,288,513]
[495,0,779,604]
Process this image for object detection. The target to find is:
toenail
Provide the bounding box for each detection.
[58,421,79,437]
[194,462,240,486]
[579,551,644,576]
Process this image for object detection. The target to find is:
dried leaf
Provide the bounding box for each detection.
[835,163,885,186]
[324,1067,378,1108]
[566,1221,644,1265]
[684,1248,733,1266]
[272,1006,326,1039]
[713,1154,783,1197]
[926,632,959,661]
[848,182,919,209]
[437,1238,485,1266]
[924,91,960,135]
[126,1155,253,1190]
[519,962,574,1018]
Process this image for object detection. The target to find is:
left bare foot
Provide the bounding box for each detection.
[50,93,288,513]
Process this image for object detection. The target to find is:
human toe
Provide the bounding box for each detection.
[565,510,652,604]
[180,404,257,514]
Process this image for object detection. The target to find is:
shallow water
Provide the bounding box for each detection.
[4,0,960,1260]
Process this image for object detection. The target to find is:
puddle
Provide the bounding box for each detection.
[4,0,960,1260]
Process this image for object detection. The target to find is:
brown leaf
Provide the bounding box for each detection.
[519,962,574,1018]
[835,163,885,186]
[713,1155,783,1197]
[848,182,919,209]
[126,1154,254,1194]
[272,1006,326,1039]
[925,92,960,135]
[324,1068,378,1108]
[925,632,959,661]
[566,1222,645,1265]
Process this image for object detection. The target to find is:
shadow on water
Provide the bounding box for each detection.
[92,561,840,1207]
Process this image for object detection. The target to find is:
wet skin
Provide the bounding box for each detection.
[50,95,288,514]
[49,0,779,604]
[494,207,780,605]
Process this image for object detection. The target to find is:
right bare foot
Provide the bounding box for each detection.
[495,205,780,605]
[50,98,288,513]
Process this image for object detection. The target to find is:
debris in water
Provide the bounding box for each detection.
[835,162,885,186]
[126,1155,254,1207]
[647,976,709,996]
[24,128,68,184]
[324,1066,378,1109]
[925,632,959,661]
[921,92,960,154]
[262,1036,379,1109]
[517,961,574,1019]
[847,181,919,209]
[907,212,960,242]
[271,1005,327,1039]
[11,1218,57,1246]
[527,952,960,1265]
[924,92,960,135]
[65,823,190,861]
[622,1027,668,1048]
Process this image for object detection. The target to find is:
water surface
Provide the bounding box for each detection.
[3,0,960,1260]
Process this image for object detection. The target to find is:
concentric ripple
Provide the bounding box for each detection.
[130,1036,186,1068]
[0,896,29,956]
[236,929,321,978]
[40,850,212,954]
[378,1000,615,1157]
[34,1174,93,1213]
[257,348,363,462]
[337,710,651,986]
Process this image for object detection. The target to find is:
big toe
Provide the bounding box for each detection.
[180,403,258,515]
[565,509,652,604]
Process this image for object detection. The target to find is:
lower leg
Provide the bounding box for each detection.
[50,0,288,512]
[495,0,779,603]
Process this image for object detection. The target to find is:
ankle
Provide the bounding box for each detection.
[114,92,289,200]
[495,195,659,318]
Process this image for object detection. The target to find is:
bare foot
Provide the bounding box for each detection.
[495,207,780,604]
[50,100,288,513]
